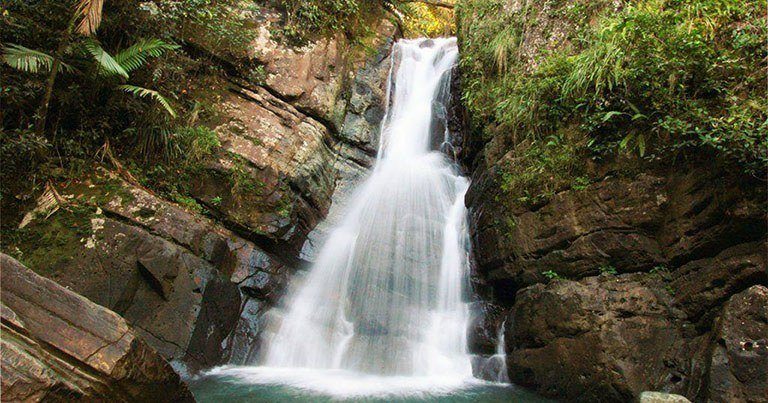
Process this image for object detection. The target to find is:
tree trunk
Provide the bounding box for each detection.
[35,57,61,136]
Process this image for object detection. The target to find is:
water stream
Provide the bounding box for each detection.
[190,38,549,402]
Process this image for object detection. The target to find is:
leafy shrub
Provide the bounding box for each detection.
[599,265,618,275]
[174,125,220,161]
[459,0,767,192]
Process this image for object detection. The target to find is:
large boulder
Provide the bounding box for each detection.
[503,273,768,402]
[9,174,289,371]
[0,254,194,402]
[706,285,768,402]
[505,274,687,401]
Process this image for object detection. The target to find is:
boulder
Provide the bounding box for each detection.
[11,175,292,371]
[639,392,691,403]
[0,254,194,401]
[706,285,768,402]
[506,274,688,401]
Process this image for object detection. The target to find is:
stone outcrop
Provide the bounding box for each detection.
[466,167,765,299]
[0,254,194,401]
[182,9,398,259]
[190,79,338,254]
[11,173,288,372]
[456,2,767,401]
[502,274,768,402]
[706,285,768,402]
[505,274,687,401]
[462,158,766,401]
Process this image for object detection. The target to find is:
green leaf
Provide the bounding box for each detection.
[619,133,634,150]
[2,44,71,73]
[114,38,179,73]
[602,110,626,123]
[118,84,177,118]
[83,39,128,79]
[637,133,646,157]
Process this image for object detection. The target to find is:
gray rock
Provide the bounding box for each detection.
[639,392,692,403]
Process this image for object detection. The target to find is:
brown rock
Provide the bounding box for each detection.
[506,274,687,401]
[706,285,768,402]
[672,242,767,327]
[0,254,194,402]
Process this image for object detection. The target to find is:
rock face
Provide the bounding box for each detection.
[9,173,288,372]
[0,253,194,401]
[456,2,767,401]
[461,159,767,401]
[707,286,768,402]
[183,11,398,259]
[3,4,399,379]
[460,145,767,401]
[506,274,687,401]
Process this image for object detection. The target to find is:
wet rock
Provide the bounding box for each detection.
[706,285,768,402]
[300,28,395,262]
[506,274,687,401]
[471,354,509,382]
[467,301,505,355]
[185,276,242,369]
[0,254,194,402]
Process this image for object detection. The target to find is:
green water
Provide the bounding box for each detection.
[189,373,551,403]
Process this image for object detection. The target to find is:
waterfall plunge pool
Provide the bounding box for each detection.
[188,366,551,402]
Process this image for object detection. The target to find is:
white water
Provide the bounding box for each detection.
[208,38,478,398]
[494,320,510,383]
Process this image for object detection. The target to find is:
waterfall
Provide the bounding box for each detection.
[208,37,476,397]
[494,320,510,383]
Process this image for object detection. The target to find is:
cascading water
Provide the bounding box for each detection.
[193,38,548,401]
[266,35,469,381]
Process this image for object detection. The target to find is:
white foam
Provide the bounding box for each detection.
[205,365,488,399]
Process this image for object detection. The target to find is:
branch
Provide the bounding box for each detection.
[401,0,455,9]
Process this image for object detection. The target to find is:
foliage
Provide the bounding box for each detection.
[542,270,561,280]
[599,265,618,275]
[118,85,176,117]
[156,0,258,55]
[114,38,180,73]
[174,125,220,161]
[2,44,71,73]
[273,0,453,44]
[459,0,767,204]
[400,2,455,37]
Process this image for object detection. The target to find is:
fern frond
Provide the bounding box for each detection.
[114,38,179,73]
[2,44,71,73]
[75,0,104,36]
[119,84,177,118]
[83,39,129,79]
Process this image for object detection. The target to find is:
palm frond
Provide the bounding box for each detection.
[83,39,129,79]
[114,38,180,73]
[2,44,71,73]
[119,84,177,118]
[75,0,104,36]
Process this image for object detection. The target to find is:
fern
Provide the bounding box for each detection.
[2,44,71,73]
[118,85,176,118]
[83,39,128,79]
[114,38,179,73]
